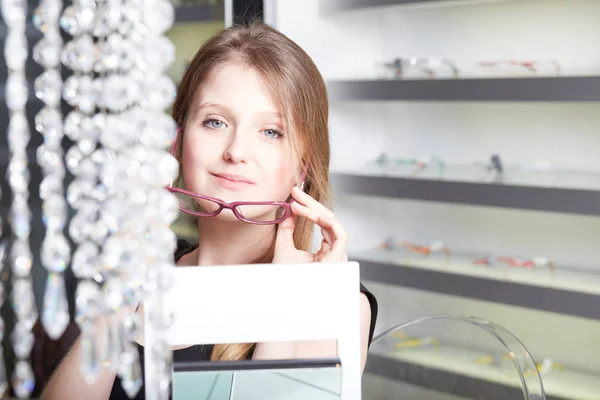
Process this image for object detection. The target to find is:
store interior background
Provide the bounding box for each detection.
[1,0,600,399]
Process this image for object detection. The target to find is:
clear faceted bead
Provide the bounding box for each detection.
[11,279,38,329]
[34,69,62,107]
[10,240,32,277]
[96,75,136,112]
[136,35,175,73]
[63,110,84,140]
[10,197,31,238]
[103,277,124,312]
[68,213,92,244]
[41,233,70,272]
[59,5,78,35]
[42,273,70,340]
[142,0,173,35]
[139,75,176,110]
[33,34,63,69]
[37,144,64,175]
[7,157,30,195]
[7,112,30,152]
[32,1,62,32]
[65,145,85,175]
[67,178,95,208]
[93,0,121,36]
[6,72,28,111]
[75,280,101,323]
[42,195,67,230]
[80,331,101,384]
[1,0,27,28]
[11,360,34,399]
[72,241,99,279]
[63,74,96,114]
[77,0,96,32]
[121,315,140,342]
[61,34,96,73]
[95,33,128,72]
[40,175,63,200]
[107,316,123,371]
[35,107,64,147]
[141,112,177,149]
[12,323,34,357]
[119,348,143,398]
[4,30,28,70]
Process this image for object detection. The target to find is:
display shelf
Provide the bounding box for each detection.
[174,3,225,23]
[352,249,600,320]
[326,77,600,102]
[320,0,512,13]
[330,172,600,216]
[366,346,600,400]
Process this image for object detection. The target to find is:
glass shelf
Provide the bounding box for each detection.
[352,248,600,297]
[335,160,600,192]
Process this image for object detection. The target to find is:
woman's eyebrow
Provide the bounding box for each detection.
[195,102,232,113]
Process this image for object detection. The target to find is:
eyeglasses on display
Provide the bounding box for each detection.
[378,238,451,258]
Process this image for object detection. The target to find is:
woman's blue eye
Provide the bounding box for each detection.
[204,119,225,129]
[263,129,283,139]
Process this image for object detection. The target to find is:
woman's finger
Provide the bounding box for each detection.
[316,215,348,260]
[292,186,335,219]
[291,202,335,244]
[274,213,296,254]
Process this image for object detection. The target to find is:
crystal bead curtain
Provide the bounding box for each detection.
[2,0,179,397]
[2,0,37,396]
[33,0,71,343]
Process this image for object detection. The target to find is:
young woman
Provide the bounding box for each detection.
[41,21,378,400]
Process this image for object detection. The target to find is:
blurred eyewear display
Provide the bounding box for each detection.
[377,57,459,79]
[473,254,555,272]
[476,354,564,376]
[476,59,562,75]
[378,238,451,258]
[373,152,446,177]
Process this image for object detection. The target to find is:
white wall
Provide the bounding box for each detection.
[272,0,600,385]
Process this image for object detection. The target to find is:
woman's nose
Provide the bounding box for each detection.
[223,130,248,163]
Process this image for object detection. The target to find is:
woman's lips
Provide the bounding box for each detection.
[211,173,255,191]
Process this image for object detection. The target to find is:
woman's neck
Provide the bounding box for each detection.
[191,218,276,266]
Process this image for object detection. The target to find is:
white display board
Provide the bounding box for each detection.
[144,262,362,400]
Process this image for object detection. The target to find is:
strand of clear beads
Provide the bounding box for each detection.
[60,0,107,386]
[2,0,37,396]
[92,0,148,396]
[0,239,7,397]
[136,0,178,397]
[33,0,72,344]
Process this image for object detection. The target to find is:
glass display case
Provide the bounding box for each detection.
[269,0,600,398]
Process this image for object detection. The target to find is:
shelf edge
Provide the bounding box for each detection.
[330,173,600,216]
[355,257,600,321]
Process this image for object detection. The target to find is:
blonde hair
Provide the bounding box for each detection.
[171,21,331,361]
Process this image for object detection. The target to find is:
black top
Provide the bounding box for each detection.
[109,240,378,399]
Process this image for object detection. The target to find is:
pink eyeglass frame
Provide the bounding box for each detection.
[166,127,308,225]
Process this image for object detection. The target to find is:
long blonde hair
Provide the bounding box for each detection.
[171,21,331,361]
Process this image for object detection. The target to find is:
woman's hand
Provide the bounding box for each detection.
[273,186,348,264]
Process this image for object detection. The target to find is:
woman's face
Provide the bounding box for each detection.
[181,62,298,223]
